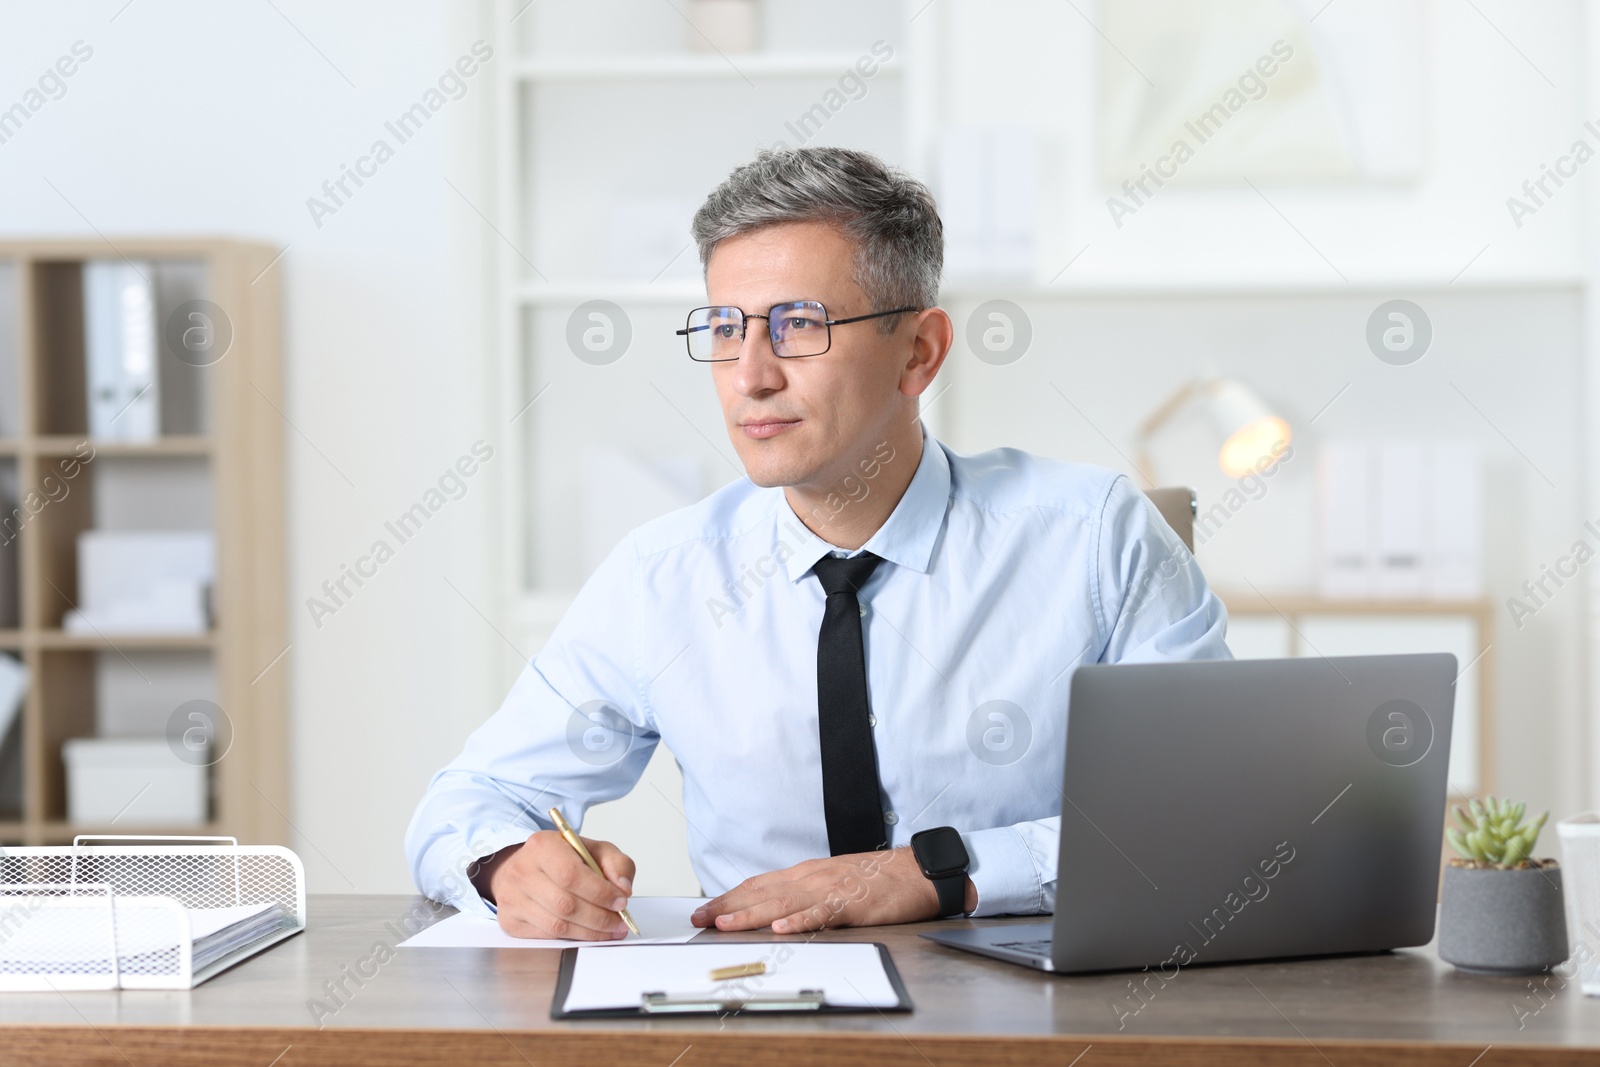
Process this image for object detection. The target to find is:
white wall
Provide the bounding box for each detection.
[1584,8,1600,818]
[0,0,505,892]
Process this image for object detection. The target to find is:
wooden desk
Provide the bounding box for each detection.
[5,894,1600,1065]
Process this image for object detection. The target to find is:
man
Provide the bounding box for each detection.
[406,146,1230,940]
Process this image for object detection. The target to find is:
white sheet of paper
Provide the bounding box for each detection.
[398,896,705,949]
[561,942,899,1012]
[186,902,281,941]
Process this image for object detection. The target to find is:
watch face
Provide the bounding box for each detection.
[913,827,969,877]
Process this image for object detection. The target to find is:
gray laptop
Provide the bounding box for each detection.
[922,653,1456,973]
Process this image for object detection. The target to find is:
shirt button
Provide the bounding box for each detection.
[884,811,898,825]
[868,713,877,728]
[859,602,868,617]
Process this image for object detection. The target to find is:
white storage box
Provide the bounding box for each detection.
[65,530,213,635]
[63,738,208,825]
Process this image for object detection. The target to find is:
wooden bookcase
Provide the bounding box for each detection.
[0,238,287,846]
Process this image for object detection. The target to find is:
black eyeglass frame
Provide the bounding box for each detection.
[674,302,919,362]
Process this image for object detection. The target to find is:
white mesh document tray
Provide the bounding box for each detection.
[0,835,306,990]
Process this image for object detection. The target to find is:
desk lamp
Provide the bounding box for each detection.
[1133,376,1292,485]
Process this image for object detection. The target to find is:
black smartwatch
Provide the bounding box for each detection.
[910,826,970,918]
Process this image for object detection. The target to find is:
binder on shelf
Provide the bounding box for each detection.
[0,653,23,816]
[0,835,305,990]
[1375,442,1426,598]
[0,653,22,744]
[1426,444,1484,599]
[1317,441,1374,597]
[1317,441,1484,600]
[939,127,1038,283]
[0,489,17,629]
[83,260,160,442]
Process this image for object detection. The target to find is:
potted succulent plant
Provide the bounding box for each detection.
[1438,797,1568,975]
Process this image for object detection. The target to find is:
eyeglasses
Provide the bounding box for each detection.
[675,301,917,362]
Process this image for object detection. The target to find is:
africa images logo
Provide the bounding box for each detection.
[1366,700,1433,768]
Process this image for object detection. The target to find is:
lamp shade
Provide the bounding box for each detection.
[1207,379,1291,477]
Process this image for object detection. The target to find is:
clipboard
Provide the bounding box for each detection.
[551,942,914,1018]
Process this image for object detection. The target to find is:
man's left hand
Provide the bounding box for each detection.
[690,846,976,933]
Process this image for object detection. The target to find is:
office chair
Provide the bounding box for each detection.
[1144,487,1197,553]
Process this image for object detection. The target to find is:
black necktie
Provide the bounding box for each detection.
[812,551,887,856]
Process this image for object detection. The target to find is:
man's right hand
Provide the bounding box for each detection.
[471,831,637,940]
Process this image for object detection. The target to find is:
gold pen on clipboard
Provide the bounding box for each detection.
[547,807,640,938]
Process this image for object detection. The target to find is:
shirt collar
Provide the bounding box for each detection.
[778,424,950,584]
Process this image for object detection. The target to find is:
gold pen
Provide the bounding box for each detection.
[709,962,766,981]
[547,807,640,937]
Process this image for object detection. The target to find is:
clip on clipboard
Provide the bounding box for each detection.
[551,942,913,1018]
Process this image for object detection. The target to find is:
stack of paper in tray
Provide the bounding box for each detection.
[0,899,284,973]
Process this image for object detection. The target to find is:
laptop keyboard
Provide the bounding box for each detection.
[994,938,1054,955]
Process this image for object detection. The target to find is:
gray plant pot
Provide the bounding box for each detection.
[1438,863,1569,975]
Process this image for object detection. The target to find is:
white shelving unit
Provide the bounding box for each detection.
[514,53,904,81]
[493,0,937,644]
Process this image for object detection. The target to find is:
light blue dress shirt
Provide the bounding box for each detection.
[406,426,1232,918]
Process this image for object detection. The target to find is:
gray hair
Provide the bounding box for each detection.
[691,147,942,333]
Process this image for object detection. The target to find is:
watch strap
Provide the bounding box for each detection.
[931,871,966,918]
